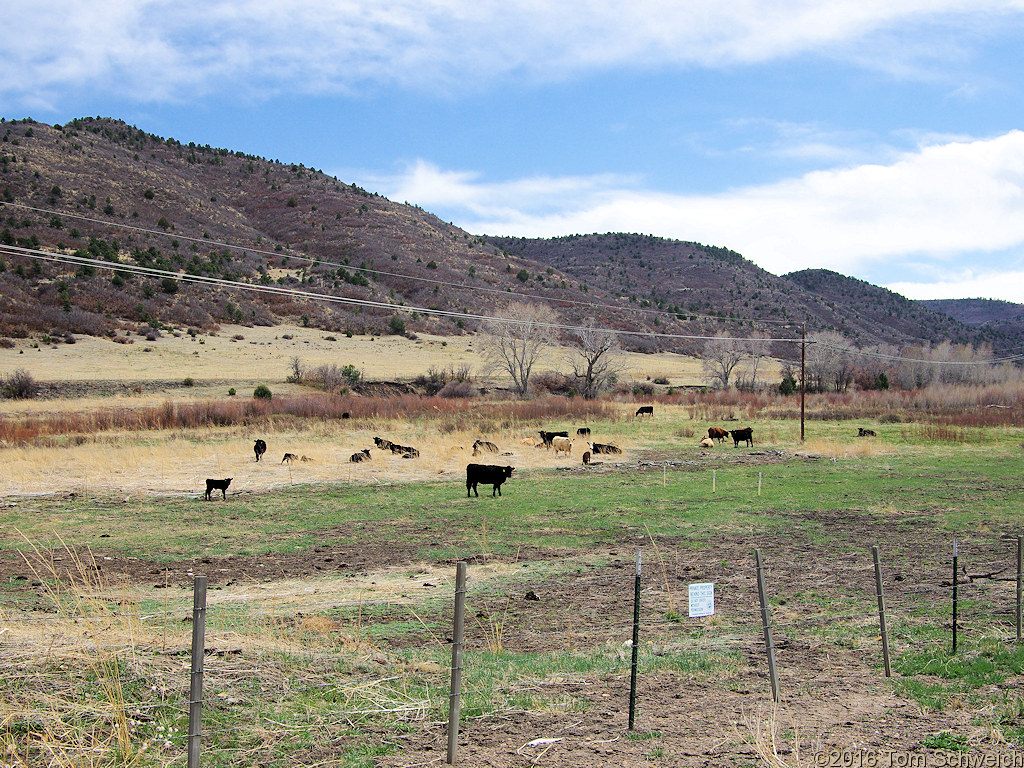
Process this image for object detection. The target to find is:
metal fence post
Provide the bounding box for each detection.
[754,549,780,702]
[447,562,467,765]
[628,550,642,730]
[871,546,891,677]
[187,575,207,768]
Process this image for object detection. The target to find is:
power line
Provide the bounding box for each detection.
[0,200,801,328]
[0,242,804,345]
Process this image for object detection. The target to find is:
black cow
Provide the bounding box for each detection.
[858,427,876,437]
[342,412,351,419]
[472,439,499,456]
[466,464,515,497]
[373,436,394,451]
[253,439,267,462]
[635,405,654,417]
[576,427,591,437]
[589,441,622,455]
[538,430,569,448]
[390,443,420,458]
[205,477,232,500]
[350,449,371,462]
[730,427,754,447]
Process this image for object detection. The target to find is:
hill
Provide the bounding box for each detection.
[0,116,1015,359]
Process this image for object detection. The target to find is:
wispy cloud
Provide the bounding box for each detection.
[368,131,1024,299]
[3,0,1024,105]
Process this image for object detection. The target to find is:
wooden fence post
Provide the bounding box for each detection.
[628,550,641,730]
[754,549,780,702]
[187,575,207,768]
[447,562,467,765]
[871,546,891,677]
[1016,536,1022,644]
[952,540,959,654]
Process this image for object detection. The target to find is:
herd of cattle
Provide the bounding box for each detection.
[205,407,767,500]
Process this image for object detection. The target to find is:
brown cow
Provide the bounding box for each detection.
[708,427,728,443]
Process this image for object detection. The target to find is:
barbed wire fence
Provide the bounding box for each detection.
[1,533,1022,766]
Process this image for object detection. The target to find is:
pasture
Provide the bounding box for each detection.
[2,397,1024,767]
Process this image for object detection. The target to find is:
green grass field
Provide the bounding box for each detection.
[3,415,1024,766]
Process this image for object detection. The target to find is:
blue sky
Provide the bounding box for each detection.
[5,1,1024,301]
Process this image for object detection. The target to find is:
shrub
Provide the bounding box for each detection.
[227,387,236,396]
[437,380,477,399]
[182,377,195,387]
[389,315,406,335]
[1,368,39,399]
[253,384,273,400]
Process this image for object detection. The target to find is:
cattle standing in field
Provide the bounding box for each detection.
[858,427,876,437]
[282,452,298,463]
[635,405,654,418]
[708,427,728,443]
[589,441,622,455]
[552,436,573,455]
[699,437,714,448]
[472,439,499,456]
[576,427,591,437]
[205,478,232,500]
[730,427,754,447]
[582,450,591,465]
[539,430,569,448]
[253,439,267,462]
[466,464,515,497]
[350,449,371,463]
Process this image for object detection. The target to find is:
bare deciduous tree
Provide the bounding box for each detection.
[745,332,772,390]
[568,317,622,399]
[482,301,558,396]
[702,332,744,389]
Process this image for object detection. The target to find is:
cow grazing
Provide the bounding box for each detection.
[552,436,573,455]
[466,464,515,497]
[589,441,622,455]
[253,439,267,462]
[582,450,591,465]
[576,427,591,437]
[699,437,714,448]
[730,427,754,447]
[472,439,499,456]
[538,430,569,448]
[350,449,371,463]
[708,427,728,443]
[373,436,394,451]
[205,477,232,500]
[858,427,876,437]
[635,405,654,418]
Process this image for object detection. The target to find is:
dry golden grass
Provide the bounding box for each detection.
[798,437,893,460]
[0,420,632,497]
[0,322,708,388]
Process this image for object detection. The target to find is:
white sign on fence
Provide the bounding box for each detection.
[688,582,715,618]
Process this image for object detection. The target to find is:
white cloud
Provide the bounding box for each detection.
[887,270,1024,301]
[370,131,1024,300]
[3,0,1024,104]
